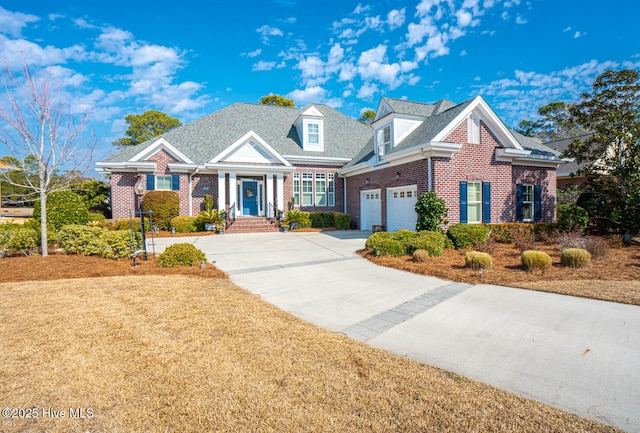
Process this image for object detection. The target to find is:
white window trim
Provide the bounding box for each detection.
[376,123,392,160]
[156,174,173,191]
[522,184,534,222]
[328,173,335,207]
[467,181,482,224]
[293,172,300,206]
[315,173,327,206]
[302,173,313,206]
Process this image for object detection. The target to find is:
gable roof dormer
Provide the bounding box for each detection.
[294,105,325,152]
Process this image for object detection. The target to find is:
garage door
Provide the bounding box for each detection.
[386,185,418,232]
[360,189,381,231]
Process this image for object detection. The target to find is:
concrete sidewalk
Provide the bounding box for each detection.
[151,231,640,432]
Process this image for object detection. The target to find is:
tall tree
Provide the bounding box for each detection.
[516,101,583,141]
[566,69,640,240]
[0,61,95,256]
[358,109,375,126]
[259,94,295,107]
[113,110,182,147]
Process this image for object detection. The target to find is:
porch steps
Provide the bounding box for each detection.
[225,216,280,233]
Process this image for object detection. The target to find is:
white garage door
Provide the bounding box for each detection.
[386,185,418,232]
[360,189,381,231]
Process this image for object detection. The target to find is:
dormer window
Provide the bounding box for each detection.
[308,123,319,144]
[376,124,392,159]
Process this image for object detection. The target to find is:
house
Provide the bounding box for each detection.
[545,133,594,189]
[97,96,564,232]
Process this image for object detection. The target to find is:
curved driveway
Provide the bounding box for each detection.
[152,231,640,432]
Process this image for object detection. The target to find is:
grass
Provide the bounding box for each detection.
[0,264,622,432]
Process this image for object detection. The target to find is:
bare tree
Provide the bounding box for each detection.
[0,61,94,256]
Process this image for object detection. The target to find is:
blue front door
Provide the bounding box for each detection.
[242,181,258,215]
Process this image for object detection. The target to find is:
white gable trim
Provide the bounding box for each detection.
[300,105,324,118]
[129,137,194,164]
[95,161,156,173]
[432,96,523,150]
[210,130,292,166]
[374,99,393,122]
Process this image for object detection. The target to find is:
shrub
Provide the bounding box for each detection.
[172,216,198,233]
[157,243,207,267]
[583,237,609,260]
[560,248,591,269]
[1,227,38,255]
[309,212,334,228]
[282,209,310,229]
[102,230,140,259]
[333,213,352,230]
[474,238,497,255]
[412,249,430,263]
[203,194,215,212]
[143,191,180,230]
[406,231,446,256]
[556,230,585,250]
[57,225,106,256]
[88,212,106,223]
[486,223,535,244]
[415,191,448,232]
[532,223,557,244]
[365,232,408,257]
[33,190,89,231]
[512,227,537,253]
[556,204,589,233]
[465,251,493,270]
[521,250,552,271]
[447,224,490,249]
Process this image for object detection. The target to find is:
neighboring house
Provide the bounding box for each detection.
[97,96,564,232]
[545,133,594,189]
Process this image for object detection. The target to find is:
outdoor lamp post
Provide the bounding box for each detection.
[133,177,147,260]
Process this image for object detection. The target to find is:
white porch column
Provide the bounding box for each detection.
[276,173,284,211]
[266,173,274,217]
[217,172,226,211]
[228,172,236,210]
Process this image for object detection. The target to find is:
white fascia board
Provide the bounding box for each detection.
[338,163,374,177]
[129,137,194,164]
[383,141,462,164]
[432,96,523,150]
[494,147,532,162]
[283,155,351,166]
[167,163,200,173]
[204,163,296,174]
[210,130,292,167]
[95,161,156,172]
[511,157,563,168]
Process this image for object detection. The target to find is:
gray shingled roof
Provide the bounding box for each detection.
[544,133,594,175]
[511,130,563,160]
[103,103,373,164]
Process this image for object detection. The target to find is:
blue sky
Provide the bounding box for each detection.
[1,0,639,170]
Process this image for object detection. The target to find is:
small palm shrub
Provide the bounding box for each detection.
[406,231,446,256]
[447,224,490,249]
[282,209,310,229]
[521,250,552,272]
[172,216,198,233]
[560,248,591,268]
[465,251,492,270]
[157,243,206,267]
[412,249,430,263]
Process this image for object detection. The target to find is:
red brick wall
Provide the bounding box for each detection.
[191,174,218,215]
[283,165,344,213]
[110,172,138,219]
[513,165,557,222]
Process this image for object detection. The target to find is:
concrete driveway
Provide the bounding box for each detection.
[151,231,640,432]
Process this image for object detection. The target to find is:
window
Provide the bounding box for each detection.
[460,181,491,224]
[377,124,391,158]
[517,184,542,222]
[327,174,335,206]
[308,123,319,144]
[315,173,326,206]
[146,174,179,191]
[293,172,300,206]
[467,182,482,223]
[522,185,534,221]
[302,173,313,206]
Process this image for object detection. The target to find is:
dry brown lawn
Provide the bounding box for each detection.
[364,241,640,306]
[0,267,622,433]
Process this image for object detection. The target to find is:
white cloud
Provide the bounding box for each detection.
[256,24,283,43]
[515,15,527,25]
[252,60,276,71]
[288,85,327,104]
[244,48,262,58]
[74,18,98,29]
[387,8,406,31]
[563,26,572,32]
[574,31,583,39]
[0,34,86,68]
[357,82,378,100]
[0,6,38,37]
[48,13,64,21]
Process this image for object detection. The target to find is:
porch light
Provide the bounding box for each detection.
[133,176,147,261]
[134,177,145,197]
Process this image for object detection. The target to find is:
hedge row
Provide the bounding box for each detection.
[365,230,447,257]
[57,224,141,259]
[308,212,352,230]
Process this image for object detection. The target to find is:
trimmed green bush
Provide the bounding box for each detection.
[412,249,430,263]
[102,230,140,259]
[57,225,106,256]
[172,216,198,233]
[157,243,207,267]
[560,248,591,268]
[88,212,106,223]
[415,191,448,232]
[521,250,552,271]
[465,251,493,270]
[406,231,446,256]
[447,224,490,249]
[309,211,334,228]
[0,227,38,255]
[365,232,408,257]
[333,213,352,230]
[556,204,589,233]
[33,190,89,231]
[486,223,535,244]
[143,191,180,230]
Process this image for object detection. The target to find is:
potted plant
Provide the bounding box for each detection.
[197,209,223,231]
[282,209,310,231]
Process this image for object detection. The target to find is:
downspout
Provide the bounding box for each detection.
[342,175,347,214]
[427,156,433,191]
